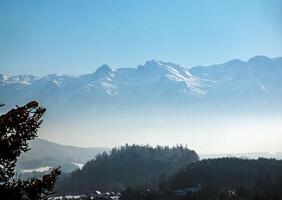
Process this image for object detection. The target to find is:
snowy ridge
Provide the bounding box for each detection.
[1,56,282,107]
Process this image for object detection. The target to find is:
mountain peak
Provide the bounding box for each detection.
[226,59,244,65]
[144,59,161,67]
[248,55,272,63]
[94,64,112,75]
[137,59,162,71]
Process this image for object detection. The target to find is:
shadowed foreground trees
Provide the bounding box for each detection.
[0,101,60,200]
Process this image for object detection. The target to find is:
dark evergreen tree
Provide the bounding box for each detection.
[0,101,61,200]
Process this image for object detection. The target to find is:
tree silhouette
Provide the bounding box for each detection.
[0,101,61,200]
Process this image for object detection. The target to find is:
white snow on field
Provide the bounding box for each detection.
[73,162,84,169]
[22,166,53,173]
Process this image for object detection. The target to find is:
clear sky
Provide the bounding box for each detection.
[0,0,281,75]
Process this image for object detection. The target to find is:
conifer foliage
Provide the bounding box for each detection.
[0,101,61,200]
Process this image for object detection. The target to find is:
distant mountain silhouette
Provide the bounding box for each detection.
[16,138,108,174]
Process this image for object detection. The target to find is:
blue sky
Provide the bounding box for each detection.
[0,0,281,75]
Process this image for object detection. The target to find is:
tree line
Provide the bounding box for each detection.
[121,157,282,200]
[57,144,199,193]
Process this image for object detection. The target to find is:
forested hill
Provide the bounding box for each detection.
[160,158,282,199]
[57,144,199,193]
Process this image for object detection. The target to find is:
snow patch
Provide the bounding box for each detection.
[73,162,84,169]
[22,166,53,173]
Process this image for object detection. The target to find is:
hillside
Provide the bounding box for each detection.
[160,158,282,199]
[16,138,108,173]
[57,144,199,193]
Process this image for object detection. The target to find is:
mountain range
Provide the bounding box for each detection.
[1,55,282,150]
[1,55,282,110]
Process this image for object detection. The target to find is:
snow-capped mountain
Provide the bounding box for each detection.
[1,55,282,149]
[1,55,281,110]
[190,56,282,100]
